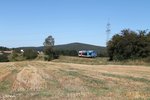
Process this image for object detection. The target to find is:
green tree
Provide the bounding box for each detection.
[107,29,150,61]
[44,46,54,61]
[23,49,38,59]
[43,36,54,47]
[43,35,57,61]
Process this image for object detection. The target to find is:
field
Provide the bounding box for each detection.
[53,56,150,66]
[0,57,150,100]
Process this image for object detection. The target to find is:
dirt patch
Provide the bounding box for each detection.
[12,65,47,91]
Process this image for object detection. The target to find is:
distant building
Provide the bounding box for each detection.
[0,50,13,54]
[20,49,24,53]
[37,51,44,54]
[78,50,97,58]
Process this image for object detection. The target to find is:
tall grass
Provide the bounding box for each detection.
[53,56,150,66]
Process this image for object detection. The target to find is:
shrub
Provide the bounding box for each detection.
[44,47,59,61]
[23,49,38,59]
[44,46,54,61]
[0,54,9,62]
[11,50,19,61]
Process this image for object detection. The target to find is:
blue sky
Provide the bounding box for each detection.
[0,0,150,47]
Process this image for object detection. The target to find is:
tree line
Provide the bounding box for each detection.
[1,29,150,62]
[107,29,150,61]
[0,46,10,51]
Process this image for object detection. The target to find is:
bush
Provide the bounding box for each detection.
[13,48,21,53]
[44,46,54,61]
[11,50,19,61]
[9,50,25,61]
[0,54,9,62]
[23,49,38,59]
[44,47,59,61]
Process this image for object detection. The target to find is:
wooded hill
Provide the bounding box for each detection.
[18,42,106,56]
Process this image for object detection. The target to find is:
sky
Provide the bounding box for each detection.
[0,0,150,47]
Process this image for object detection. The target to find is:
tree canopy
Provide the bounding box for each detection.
[23,49,38,59]
[43,35,58,61]
[0,46,10,51]
[43,35,55,47]
[107,29,150,61]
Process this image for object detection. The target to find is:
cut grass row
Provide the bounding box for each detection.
[0,61,150,99]
[58,68,150,97]
[59,69,111,96]
[101,73,150,84]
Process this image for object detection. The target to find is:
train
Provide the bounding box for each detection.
[78,50,97,58]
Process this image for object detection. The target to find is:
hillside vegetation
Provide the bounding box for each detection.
[0,61,150,100]
[18,42,107,56]
[54,42,106,54]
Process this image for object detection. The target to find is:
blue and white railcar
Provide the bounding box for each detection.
[78,50,97,58]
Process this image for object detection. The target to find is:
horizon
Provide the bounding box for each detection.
[0,0,150,48]
[2,42,105,49]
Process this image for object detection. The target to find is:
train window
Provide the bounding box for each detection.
[82,52,87,55]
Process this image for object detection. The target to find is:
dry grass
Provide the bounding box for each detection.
[0,61,150,100]
[53,56,150,66]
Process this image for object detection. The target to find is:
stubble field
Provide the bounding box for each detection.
[0,60,150,100]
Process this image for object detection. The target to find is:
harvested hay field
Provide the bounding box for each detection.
[0,61,150,100]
